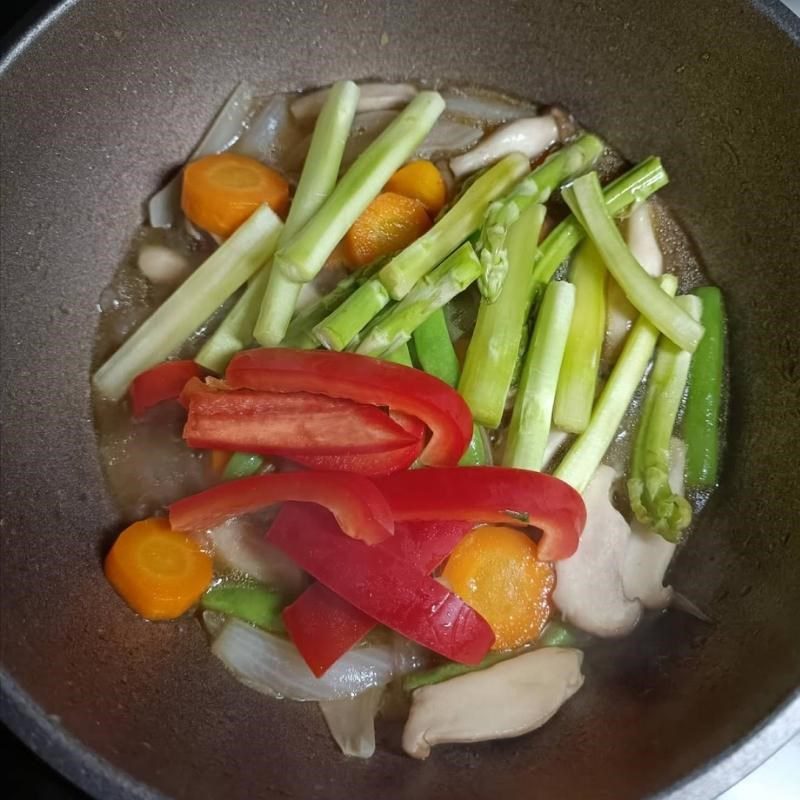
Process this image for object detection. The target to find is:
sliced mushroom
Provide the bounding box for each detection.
[448,115,559,178]
[553,465,641,637]
[402,648,584,759]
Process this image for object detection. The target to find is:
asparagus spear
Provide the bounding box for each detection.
[683,287,726,488]
[313,278,392,351]
[562,172,703,353]
[477,133,604,301]
[379,153,530,300]
[93,204,283,400]
[503,280,576,471]
[355,244,482,358]
[530,157,669,298]
[552,240,607,433]
[554,274,678,492]
[195,81,360,368]
[458,203,546,429]
[384,343,414,366]
[274,91,445,284]
[628,294,702,541]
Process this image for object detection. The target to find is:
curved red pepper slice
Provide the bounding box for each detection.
[169,472,393,544]
[284,518,475,675]
[290,412,426,476]
[268,503,494,664]
[225,348,472,466]
[182,382,417,456]
[130,360,203,417]
[374,467,586,561]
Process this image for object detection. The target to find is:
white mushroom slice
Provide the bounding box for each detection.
[622,438,686,609]
[553,465,642,637]
[402,648,584,759]
[291,82,417,123]
[605,201,664,361]
[137,244,191,285]
[449,116,559,178]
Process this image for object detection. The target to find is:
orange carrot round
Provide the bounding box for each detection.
[105,517,213,620]
[344,192,432,268]
[442,525,554,650]
[385,160,447,216]
[181,153,290,238]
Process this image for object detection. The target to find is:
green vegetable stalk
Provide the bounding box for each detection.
[222,452,266,481]
[503,280,576,471]
[477,133,604,301]
[683,287,726,488]
[313,278,392,351]
[459,204,546,428]
[562,172,704,353]
[93,204,283,400]
[384,343,414,366]
[355,244,482,358]
[403,650,512,692]
[201,580,285,633]
[552,240,607,433]
[274,91,445,284]
[628,294,702,541]
[554,274,678,492]
[379,153,530,300]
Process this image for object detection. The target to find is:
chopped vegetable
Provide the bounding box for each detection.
[385,160,447,216]
[181,153,289,238]
[181,381,416,457]
[104,517,213,620]
[210,450,232,475]
[274,92,445,283]
[283,519,475,676]
[129,359,203,417]
[221,451,265,480]
[169,472,394,545]
[553,241,607,433]
[374,466,586,561]
[683,287,725,488]
[269,503,495,664]
[225,349,473,466]
[504,280,576,471]
[412,308,460,387]
[93,204,283,400]
[554,275,678,493]
[319,686,384,759]
[476,133,603,302]
[450,115,559,179]
[291,82,417,123]
[313,279,393,351]
[379,153,531,299]
[459,204,546,428]
[442,525,555,650]
[402,650,512,692]
[536,620,589,649]
[355,243,482,358]
[137,243,190,285]
[344,192,432,268]
[628,294,702,541]
[402,648,584,759]
[201,579,286,633]
[562,173,703,352]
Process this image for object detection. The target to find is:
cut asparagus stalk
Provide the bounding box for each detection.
[562,173,703,352]
[313,279,392,351]
[384,343,414,366]
[275,92,445,284]
[355,244,482,358]
[379,153,530,300]
[554,274,678,492]
[458,204,546,428]
[93,204,283,400]
[504,280,576,471]
[476,133,604,301]
[552,240,607,433]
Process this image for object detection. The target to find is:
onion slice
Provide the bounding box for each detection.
[291,82,417,123]
[319,686,384,758]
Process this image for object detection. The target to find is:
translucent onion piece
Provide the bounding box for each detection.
[211,618,395,701]
[319,686,384,758]
[441,90,538,124]
[291,82,417,123]
[417,118,483,159]
[137,244,190,285]
[202,609,227,639]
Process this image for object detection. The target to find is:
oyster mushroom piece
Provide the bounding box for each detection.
[402,648,584,759]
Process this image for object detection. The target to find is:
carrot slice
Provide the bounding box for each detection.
[104,517,212,620]
[442,525,555,650]
[210,449,232,475]
[385,160,447,216]
[181,153,290,238]
[344,192,432,268]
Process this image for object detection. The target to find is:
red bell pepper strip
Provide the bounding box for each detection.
[268,502,494,664]
[130,360,203,417]
[283,518,475,675]
[374,467,586,561]
[169,472,393,544]
[182,383,417,457]
[290,411,426,476]
[225,348,472,466]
